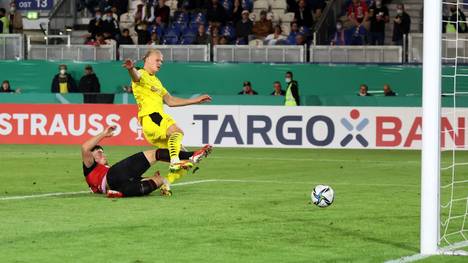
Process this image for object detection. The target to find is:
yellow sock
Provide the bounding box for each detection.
[168,132,183,163]
[166,169,187,184]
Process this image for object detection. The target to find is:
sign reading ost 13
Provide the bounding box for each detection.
[0,104,466,150]
[16,0,53,10]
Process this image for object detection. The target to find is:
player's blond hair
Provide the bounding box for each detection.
[143,49,162,62]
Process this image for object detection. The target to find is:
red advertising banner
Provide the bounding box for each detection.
[0,104,150,146]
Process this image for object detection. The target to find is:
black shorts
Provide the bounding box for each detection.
[107,152,152,196]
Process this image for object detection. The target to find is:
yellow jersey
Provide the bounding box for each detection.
[131,68,168,118]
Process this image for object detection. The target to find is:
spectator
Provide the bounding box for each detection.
[368,0,389,45]
[118,28,134,45]
[252,10,273,39]
[207,0,227,26]
[8,2,22,33]
[330,21,350,45]
[383,84,396,96]
[264,25,286,45]
[86,33,108,46]
[219,35,229,45]
[238,81,258,95]
[78,65,101,93]
[103,32,117,45]
[135,5,149,44]
[347,0,369,28]
[445,5,467,33]
[0,8,9,34]
[194,24,210,44]
[284,71,300,106]
[0,80,20,93]
[392,4,410,46]
[88,10,104,38]
[358,84,371,96]
[271,81,285,96]
[102,8,120,38]
[210,25,221,45]
[235,10,253,44]
[310,0,326,22]
[295,33,306,45]
[110,6,119,21]
[51,65,77,93]
[230,0,243,24]
[147,32,160,45]
[153,0,170,25]
[295,0,313,28]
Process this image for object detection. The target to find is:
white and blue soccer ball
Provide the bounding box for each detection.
[311,185,334,208]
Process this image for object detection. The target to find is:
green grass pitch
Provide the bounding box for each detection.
[0,145,467,263]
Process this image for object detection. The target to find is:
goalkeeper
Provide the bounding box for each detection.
[123,49,211,175]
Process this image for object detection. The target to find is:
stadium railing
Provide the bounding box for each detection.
[28,44,116,60]
[408,33,468,63]
[0,34,24,60]
[309,45,403,63]
[213,45,306,63]
[119,45,210,62]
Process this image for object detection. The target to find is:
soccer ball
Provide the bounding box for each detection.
[311,185,334,208]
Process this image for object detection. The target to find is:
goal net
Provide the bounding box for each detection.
[422,0,468,255]
[439,0,468,251]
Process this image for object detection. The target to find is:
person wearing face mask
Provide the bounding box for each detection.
[368,0,389,45]
[8,2,22,33]
[88,10,104,38]
[102,8,120,38]
[0,8,9,34]
[51,65,77,93]
[284,71,300,106]
[330,21,350,45]
[392,4,410,46]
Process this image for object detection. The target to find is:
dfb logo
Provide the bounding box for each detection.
[340,109,369,147]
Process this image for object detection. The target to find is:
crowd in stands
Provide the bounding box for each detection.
[81,0,326,47]
[331,0,410,46]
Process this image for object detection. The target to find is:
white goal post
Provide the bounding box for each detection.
[421,0,442,255]
[421,0,468,256]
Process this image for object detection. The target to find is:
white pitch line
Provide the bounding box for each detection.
[0,191,90,201]
[385,241,468,262]
[0,179,419,201]
[384,253,430,263]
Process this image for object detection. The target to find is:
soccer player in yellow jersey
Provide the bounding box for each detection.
[123,49,211,194]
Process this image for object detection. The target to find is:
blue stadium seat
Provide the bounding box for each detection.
[166,24,182,36]
[162,35,179,45]
[241,0,253,11]
[182,25,198,35]
[147,25,165,38]
[299,26,310,37]
[180,34,196,44]
[221,0,233,12]
[287,34,297,45]
[220,25,236,40]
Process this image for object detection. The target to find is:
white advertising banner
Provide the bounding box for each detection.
[167,105,467,150]
[1,104,466,149]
